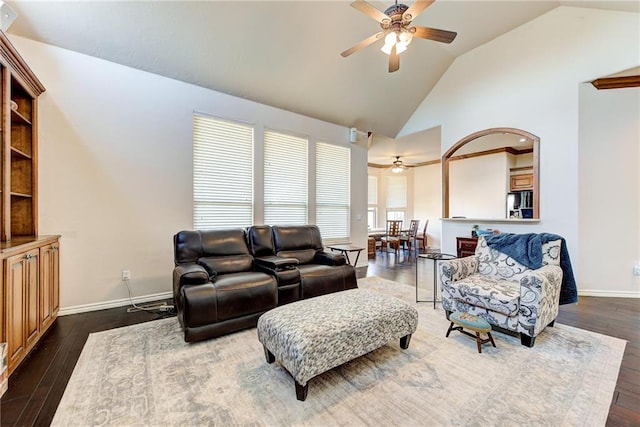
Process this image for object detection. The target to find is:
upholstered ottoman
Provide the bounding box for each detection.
[257,288,418,401]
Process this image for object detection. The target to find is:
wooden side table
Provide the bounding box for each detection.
[456,237,478,258]
[327,244,365,266]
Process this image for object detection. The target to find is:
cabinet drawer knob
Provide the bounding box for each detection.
[25,253,33,259]
[51,245,58,250]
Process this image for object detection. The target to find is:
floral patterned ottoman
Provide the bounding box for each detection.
[257,288,418,401]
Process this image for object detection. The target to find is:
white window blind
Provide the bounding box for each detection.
[193,115,253,229]
[368,176,377,205]
[316,142,350,241]
[264,130,308,225]
[386,175,407,208]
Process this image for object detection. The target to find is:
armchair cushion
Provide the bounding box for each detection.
[446,275,520,316]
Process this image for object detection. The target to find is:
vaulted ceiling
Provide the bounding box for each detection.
[6,0,639,163]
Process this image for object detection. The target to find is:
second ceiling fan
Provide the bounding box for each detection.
[341,0,457,73]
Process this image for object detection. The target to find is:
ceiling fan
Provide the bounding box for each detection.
[391,156,410,173]
[340,0,457,73]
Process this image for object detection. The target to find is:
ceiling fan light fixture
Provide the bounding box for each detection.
[381,32,397,54]
[391,165,404,173]
[399,30,413,45]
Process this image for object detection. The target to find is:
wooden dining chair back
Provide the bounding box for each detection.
[414,219,430,253]
[401,219,420,254]
[381,219,403,255]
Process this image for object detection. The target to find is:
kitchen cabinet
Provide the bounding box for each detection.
[510,173,534,191]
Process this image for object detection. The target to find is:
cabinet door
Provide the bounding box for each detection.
[510,174,534,191]
[24,249,39,349]
[6,254,26,369]
[5,249,39,370]
[39,241,60,330]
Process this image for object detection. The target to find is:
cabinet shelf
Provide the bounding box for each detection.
[10,192,33,198]
[11,108,31,125]
[10,146,32,160]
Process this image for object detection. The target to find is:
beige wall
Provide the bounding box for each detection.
[12,35,369,312]
[578,83,640,297]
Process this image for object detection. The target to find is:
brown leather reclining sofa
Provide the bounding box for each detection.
[173,225,357,342]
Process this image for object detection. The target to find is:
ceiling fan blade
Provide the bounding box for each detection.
[389,45,400,73]
[351,0,390,24]
[402,0,435,23]
[341,32,385,57]
[412,26,457,44]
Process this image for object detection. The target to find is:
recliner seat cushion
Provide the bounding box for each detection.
[446,274,520,317]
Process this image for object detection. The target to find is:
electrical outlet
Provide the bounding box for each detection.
[122,270,131,281]
[633,263,640,276]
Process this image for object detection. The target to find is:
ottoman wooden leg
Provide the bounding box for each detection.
[264,346,275,363]
[400,334,412,349]
[295,380,308,401]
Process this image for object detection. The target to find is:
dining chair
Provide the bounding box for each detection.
[400,219,420,255]
[381,219,402,256]
[414,219,429,254]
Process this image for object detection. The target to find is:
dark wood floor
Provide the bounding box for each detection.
[2,252,639,426]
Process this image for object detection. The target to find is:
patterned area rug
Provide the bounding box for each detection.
[52,277,625,426]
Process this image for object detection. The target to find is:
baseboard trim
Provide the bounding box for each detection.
[578,290,640,298]
[58,291,173,316]
[55,288,640,316]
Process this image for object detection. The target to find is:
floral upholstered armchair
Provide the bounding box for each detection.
[438,236,563,347]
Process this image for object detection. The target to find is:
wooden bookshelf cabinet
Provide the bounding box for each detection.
[0,31,60,376]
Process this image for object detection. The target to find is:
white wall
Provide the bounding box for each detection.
[449,153,508,219]
[398,6,639,296]
[11,35,369,312]
[578,83,640,297]
[412,163,441,249]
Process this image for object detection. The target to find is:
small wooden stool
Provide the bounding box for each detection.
[446,312,496,353]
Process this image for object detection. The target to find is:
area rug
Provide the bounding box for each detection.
[52,277,626,426]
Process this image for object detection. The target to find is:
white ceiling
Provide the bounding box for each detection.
[6,0,639,164]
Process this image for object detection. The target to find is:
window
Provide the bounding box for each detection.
[368,176,378,229]
[193,115,254,229]
[386,175,407,225]
[264,130,308,225]
[316,142,350,241]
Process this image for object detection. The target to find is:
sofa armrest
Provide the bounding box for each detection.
[438,255,479,286]
[518,265,563,337]
[254,255,299,271]
[181,283,218,328]
[313,251,347,266]
[174,263,211,287]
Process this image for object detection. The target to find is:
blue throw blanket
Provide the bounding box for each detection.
[484,233,578,305]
